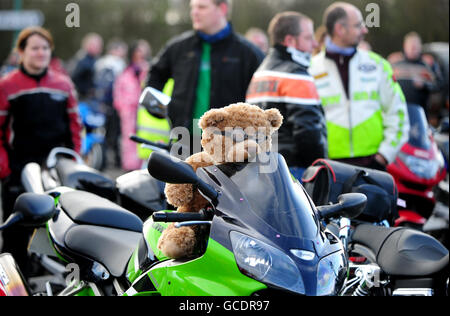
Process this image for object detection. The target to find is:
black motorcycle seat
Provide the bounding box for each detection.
[65,225,141,277]
[59,191,143,232]
[352,224,449,276]
[56,158,116,190]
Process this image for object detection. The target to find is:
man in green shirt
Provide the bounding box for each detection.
[147,0,264,157]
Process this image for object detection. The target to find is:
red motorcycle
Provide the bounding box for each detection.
[387,104,447,228]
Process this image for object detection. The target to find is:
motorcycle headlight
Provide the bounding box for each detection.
[230,231,305,295]
[398,152,442,180]
[317,251,347,296]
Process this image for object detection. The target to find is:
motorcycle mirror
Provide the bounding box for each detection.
[0,193,56,230]
[317,193,367,220]
[139,87,170,119]
[147,151,218,201]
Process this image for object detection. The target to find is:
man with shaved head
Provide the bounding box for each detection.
[309,2,409,170]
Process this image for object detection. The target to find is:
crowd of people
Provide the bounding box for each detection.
[0,0,448,276]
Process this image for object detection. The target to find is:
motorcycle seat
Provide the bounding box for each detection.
[55,158,116,192]
[59,190,143,232]
[352,224,449,276]
[65,224,141,277]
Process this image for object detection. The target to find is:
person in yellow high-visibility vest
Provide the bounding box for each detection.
[136,79,173,160]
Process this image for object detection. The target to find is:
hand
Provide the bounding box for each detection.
[374,153,388,167]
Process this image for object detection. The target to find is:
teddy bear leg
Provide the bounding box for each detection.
[157,224,197,259]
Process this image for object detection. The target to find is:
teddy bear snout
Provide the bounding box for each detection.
[225,139,261,162]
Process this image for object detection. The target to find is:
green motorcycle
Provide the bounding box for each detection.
[0,152,366,296]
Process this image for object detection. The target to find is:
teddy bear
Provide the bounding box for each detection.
[157,103,283,259]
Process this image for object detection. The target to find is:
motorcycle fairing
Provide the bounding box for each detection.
[195,153,346,295]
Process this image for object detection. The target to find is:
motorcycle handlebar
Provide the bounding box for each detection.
[129,135,170,151]
[152,210,212,223]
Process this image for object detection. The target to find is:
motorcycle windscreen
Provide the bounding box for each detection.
[213,153,319,240]
[407,104,431,150]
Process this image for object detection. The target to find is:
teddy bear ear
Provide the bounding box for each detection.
[199,108,228,129]
[265,108,283,129]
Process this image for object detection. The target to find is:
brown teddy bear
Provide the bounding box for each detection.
[157,103,283,259]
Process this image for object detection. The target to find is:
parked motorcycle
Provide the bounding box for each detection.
[302,158,449,295]
[387,104,447,228]
[423,116,449,248]
[78,100,106,170]
[19,86,175,219]
[20,142,169,221]
[343,223,448,296]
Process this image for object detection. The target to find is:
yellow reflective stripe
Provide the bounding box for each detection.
[391,109,406,147]
[352,91,380,101]
[370,91,380,101]
[321,95,341,107]
[353,91,369,101]
[368,51,382,64]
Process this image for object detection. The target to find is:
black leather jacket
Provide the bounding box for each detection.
[246,45,327,168]
[147,28,264,130]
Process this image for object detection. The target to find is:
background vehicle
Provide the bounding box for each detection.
[78,100,106,171]
[19,88,175,220]
[387,104,447,228]
[20,144,168,221]
[302,157,448,296]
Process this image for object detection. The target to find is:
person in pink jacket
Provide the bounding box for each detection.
[113,40,151,170]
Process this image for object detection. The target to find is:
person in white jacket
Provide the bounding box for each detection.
[309,2,409,170]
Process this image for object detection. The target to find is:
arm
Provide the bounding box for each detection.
[378,58,410,164]
[422,54,445,93]
[280,73,327,164]
[0,86,11,179]
[289,103,328,156]
[146,43,173,91]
